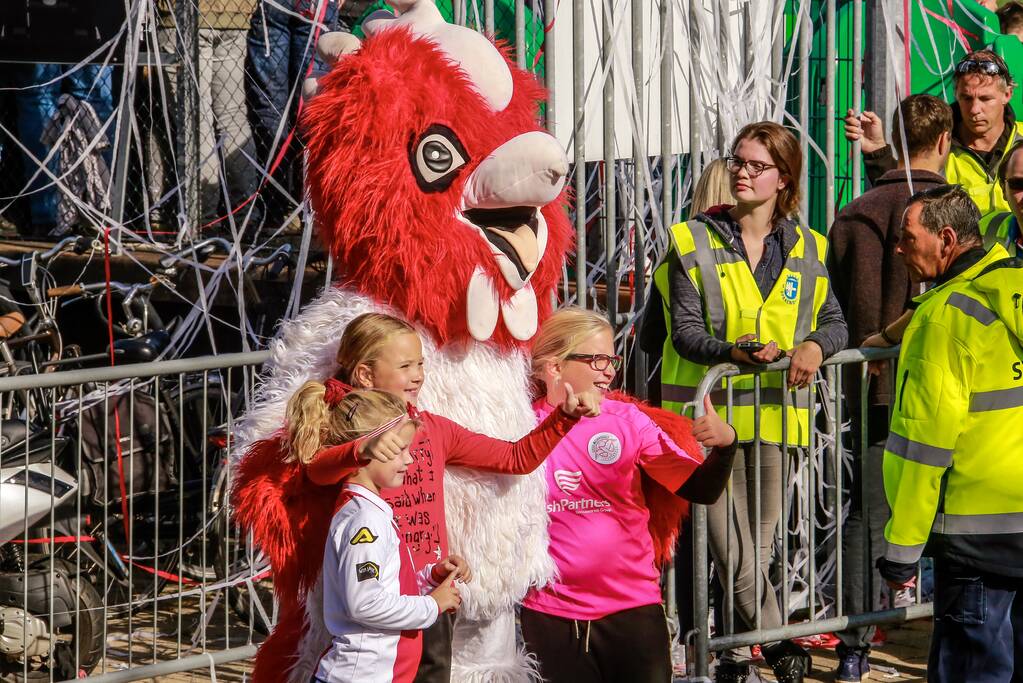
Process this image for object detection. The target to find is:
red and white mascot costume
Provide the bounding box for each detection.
[232,1,573,681]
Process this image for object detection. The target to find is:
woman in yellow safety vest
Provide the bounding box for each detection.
[658,122,848,683]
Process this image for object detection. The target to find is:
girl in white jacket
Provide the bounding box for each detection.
[287,382,469,683]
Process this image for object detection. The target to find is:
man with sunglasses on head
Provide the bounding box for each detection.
[845,50,1022,216]
[979,140,1023,257]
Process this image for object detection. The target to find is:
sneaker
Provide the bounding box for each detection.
[761,640,812,683]
[834,644,870,682]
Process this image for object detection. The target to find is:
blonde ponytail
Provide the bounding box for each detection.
[285,382,416,465]
[285,380,332,464]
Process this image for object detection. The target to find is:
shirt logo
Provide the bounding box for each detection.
[554,469,583,493]
[587,432,621,465]
[356,561,379,582]
[782,275,799,303]
[350,527,378,545]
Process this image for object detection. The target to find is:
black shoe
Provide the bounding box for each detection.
[714,658,751,683]
[762,640,811,683]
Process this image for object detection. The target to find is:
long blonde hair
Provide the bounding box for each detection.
[285,383,410,464]
[690,158,736,218]
[530,307,612,389]
[336,313,417,384]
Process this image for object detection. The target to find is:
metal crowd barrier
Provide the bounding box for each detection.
[0,346,939,681]
[0,351,270,682]
[685,347,933,680]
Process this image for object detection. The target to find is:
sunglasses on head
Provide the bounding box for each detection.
[565,353,623,372]
[955,59,1007,78]
[1007,177,1023,192]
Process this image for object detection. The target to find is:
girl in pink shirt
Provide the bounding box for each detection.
[523,307,738,683]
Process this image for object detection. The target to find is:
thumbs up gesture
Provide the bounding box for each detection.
[692,395,737,449]
[560,382,602,418]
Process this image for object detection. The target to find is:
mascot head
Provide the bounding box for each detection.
[302,0,572,350]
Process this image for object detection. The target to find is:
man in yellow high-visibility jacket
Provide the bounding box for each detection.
[877,184,1023,682]
[846,50,1022,216]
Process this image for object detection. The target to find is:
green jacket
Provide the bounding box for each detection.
[883,245,1023,576]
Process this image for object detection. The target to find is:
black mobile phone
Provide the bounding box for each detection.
[735,340,766,354]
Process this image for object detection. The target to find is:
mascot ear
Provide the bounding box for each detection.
[364,0,444,36]
[317,31,361,66]
[303,31,362,99]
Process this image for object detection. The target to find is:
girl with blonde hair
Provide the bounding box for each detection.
[234,311,601,683]
[286,381,467,682]
[522,307,738,683]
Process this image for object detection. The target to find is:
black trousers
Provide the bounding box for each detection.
[413,611,455,683]
[521,603,673,683]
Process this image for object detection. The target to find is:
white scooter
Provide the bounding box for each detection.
[0,421,104,680]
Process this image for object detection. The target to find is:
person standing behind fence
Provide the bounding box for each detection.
[641,156,735,656]
[661,121,848,683]
[7,64,113,238]
[827,94,953,683]
[156,0,261,233]
[246,0,341,233]
[876,184,1023,683]
[845,50,1021,216]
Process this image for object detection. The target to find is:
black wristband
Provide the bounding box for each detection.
[880,327,897,345]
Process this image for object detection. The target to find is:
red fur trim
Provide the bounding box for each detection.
[250,602,309,683]
[606,391,704,567]
[231,435,339,607]
[302,27,572,350]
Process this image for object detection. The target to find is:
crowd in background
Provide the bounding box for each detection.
[0,0,372,240]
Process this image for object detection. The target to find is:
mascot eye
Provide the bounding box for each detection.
[409,124,469,193]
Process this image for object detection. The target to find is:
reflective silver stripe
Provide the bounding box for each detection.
[885,541,925,564]
[946,292,997,326]
[661,384,810,409]
[933,511,1023,535]
[970,386,1023,412]
[884,433,954,467]
[793,225,819,343]
[688,222,728,340]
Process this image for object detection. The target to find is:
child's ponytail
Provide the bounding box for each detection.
[285,380,331,464]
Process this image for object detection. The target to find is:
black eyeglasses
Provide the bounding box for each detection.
[1007,177,1023,192]
[955,59,1007,78]
[724,155,778,178]
[566,353,623,372]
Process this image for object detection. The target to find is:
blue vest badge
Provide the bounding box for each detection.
[782,275,799,303]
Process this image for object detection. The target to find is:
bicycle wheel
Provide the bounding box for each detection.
[208,460,275,635]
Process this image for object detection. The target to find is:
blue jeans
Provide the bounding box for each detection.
[245,0,341,223]
[929,559,1023,683]
[13,64,113,231]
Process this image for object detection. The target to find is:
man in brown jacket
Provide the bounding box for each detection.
[826,93,952,682]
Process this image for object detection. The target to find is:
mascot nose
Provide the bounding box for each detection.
[463,131,568,209]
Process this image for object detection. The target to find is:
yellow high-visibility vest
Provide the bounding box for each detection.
[946,121,1023,215]
[883,245,1023,569]
[654,220,831,446]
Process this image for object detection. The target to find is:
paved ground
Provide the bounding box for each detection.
[746,621,931,682]
[86,590,933,682]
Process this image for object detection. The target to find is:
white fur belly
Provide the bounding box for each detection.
[233,287,554,617]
